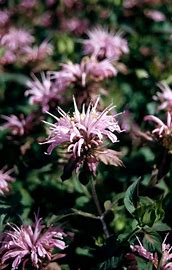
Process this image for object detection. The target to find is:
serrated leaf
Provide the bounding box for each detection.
[124,178,140,215]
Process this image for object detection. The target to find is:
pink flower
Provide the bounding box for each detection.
[25,73,65,112]
[0,216,66,269]
[123,0,161,8]
[131,235,172,270]
[0,166,15,196]
[42,97,123,177]
[144,10,166,22]
[0,10,10,27]
[51,57,117,88]
[131,237,155,262]
[60,17,88,35]
[0,28,34,51]
[153,82,172,111]
[23,40,53,62]
[18,0,38,10]
[161,234,172,270]
[0,115,26,136]
[83,27,129,60]
[0,113,36,136]
[144,112,172,138]
[0,51,16,65]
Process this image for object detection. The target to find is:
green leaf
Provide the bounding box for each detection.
[97,255,123,270]
[136,257,153,270]
[76,247,93,257]
[75,196,90,208]
[143,229,161,253]
[124,178,140,215]
[152,222,171,232]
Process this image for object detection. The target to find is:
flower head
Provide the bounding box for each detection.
[83,27,129,60]
[131,235,172,270]
[131,237,155,262]
[0,28,34,51]
[144,112,172,151]
[23,40,53,62]
[0,166,15,196]
[153,82,172,111]
[0,115,26,136]
[0,113,35,136]
[144,10,166,22]
[161,234,172,270]
[0,10,10,27]
[25,73,65,112]
[51,57,117,88]
[0,216,66,269]
[42,97,123,177]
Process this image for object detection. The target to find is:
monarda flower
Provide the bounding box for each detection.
[0,10,10,27]
[144,10,166,22]
[23,40,53,63]
[0,216,66,270]
[50,57,117,107]
[153,82,172,111]
[0,28,34,51]
[42,97,123,179]
[25,73,64,112]
[144,112,172,151]
[83,27,129,60]
[0,114,35,136]
[131,235,172,270]
[51,57,117,87]
[0,166,15,196]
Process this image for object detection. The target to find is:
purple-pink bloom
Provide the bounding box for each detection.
[0,113,37,136]
[51,57,117,88]
[0,216,66,269]
[144,112,172,138]
[144,112,172,151]
[42,97,123,176]
[0,166,15,196]
[131,235,172,270]
[0,51,17,65]
[0,10,10,27]
[153,82,172,111]
[83,27,129,60]
[60,17,89,35]
[0,115,26,136]
[23,40,53,62]
[0,28,34,51]
[130,237,155,262]
[161,234,172,270]
[144,10,166,22]
[25,73,65,112]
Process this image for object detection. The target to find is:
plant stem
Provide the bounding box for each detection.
[91,178,110,239]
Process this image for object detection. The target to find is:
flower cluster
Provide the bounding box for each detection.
[51,57,117,87]
[0,27,52,66]
[131,235,172,270]
[153,82,172,112]
[0,113,37,136]
[0,166,15,196]
[83,27,129,60]
[49,57,117,107]
[42,97,123,178]
[25,73,65,112]
[144,112,172,151]
[0,216,66,270]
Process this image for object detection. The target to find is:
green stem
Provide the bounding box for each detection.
[91,178,110,239]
